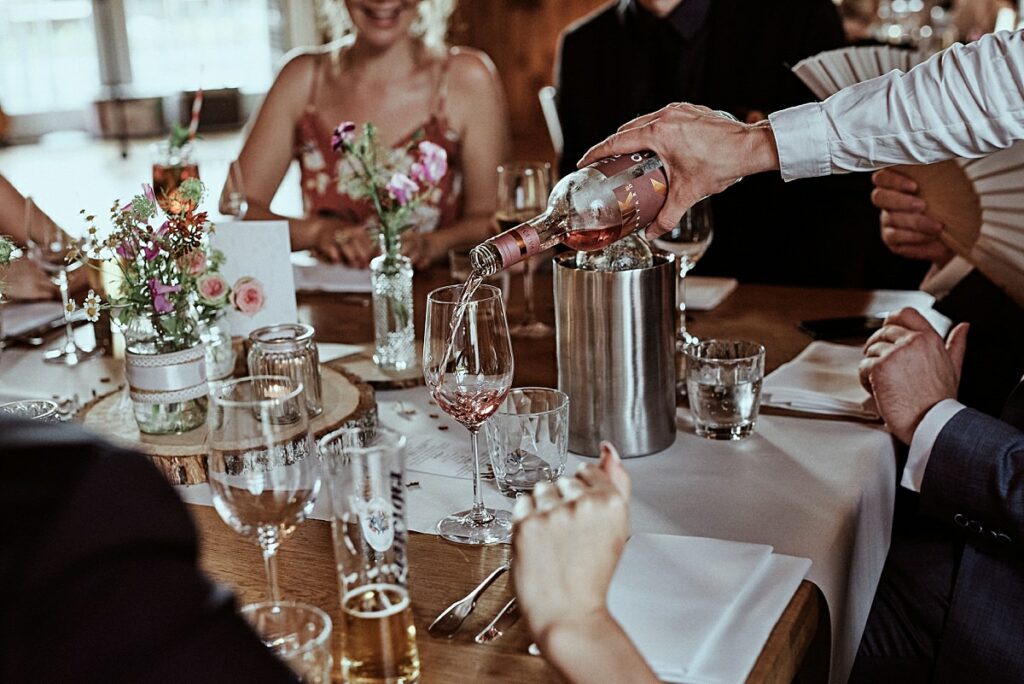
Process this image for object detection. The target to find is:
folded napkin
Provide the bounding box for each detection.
[608,534,811,684]
[291,251,372,293]
[1,301,80,339]
[686,276,738,311]
[762,341,879,420]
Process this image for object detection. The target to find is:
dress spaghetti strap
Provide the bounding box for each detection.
[305,54,323,112]
[431,49,454,121]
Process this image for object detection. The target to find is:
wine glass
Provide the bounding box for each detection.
[24,196,99,365]
[423,283,515,544]
[653,198,714,346]
[497,162,552,337]
[207,376,321,601]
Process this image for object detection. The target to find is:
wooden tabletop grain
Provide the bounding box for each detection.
[192,265,920,683]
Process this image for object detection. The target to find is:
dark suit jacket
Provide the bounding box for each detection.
[0,418,297,683]
[556,0,927,288]
[915,385,1024,681]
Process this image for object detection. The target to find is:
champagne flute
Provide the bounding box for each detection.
[207,376,321,601]
[24,197,99,365]
[497,162,552,338]
[653,198,714,346]
[423,284,515,544]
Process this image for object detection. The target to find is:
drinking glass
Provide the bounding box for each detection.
[240,602,333,683]
[484,387,569,497]
[652,197,714,346]
[248,323,323,418]
[319,426,421,683]
[223,159,249,218]
[24,197,99,366]
[423,283,515,544]
[207,376,320,601]
[496,161,552,337]
[685,340,765,440]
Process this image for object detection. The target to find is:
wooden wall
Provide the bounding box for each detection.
[450,0,609,163]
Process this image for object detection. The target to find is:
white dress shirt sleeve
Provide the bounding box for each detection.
[902,398,967,492]
[769,29,1024,181]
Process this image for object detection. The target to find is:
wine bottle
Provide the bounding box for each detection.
[469,151,668,276]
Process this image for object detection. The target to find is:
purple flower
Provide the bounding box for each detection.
[147,279,181,314]
[142,243,160,261]
[331,121,357,152]
[142,184,157,203]
[115,240,138,260]
[386,173,418,206]
[411,141,448,186]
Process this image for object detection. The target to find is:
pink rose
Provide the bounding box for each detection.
[147,279,181,314]
[231,276,265,316]
[411,141,448,186]
[180,250,207,276]
[197,273,229,305]
[331,121,357,151]
[386,172,418,206]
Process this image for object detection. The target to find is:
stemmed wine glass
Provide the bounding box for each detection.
[24,197,99,365]
[496,162,551,338]
[207,376,321,601]
[423,284,515,544]
[653,198,714,346]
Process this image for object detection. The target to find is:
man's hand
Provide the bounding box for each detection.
[577,103,780,238]
[859,308,969,444]
[871,169,954,265]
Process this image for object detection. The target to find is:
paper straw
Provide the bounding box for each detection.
[188,88,204,140]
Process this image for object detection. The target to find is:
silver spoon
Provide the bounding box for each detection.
[428,561,511,637]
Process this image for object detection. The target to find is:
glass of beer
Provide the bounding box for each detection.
[319,426,420,683]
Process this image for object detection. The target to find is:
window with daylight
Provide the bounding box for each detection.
[0,0,101,115]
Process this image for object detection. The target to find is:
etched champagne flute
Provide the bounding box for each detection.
[423,284,515,544]
[207,376,321,601]
[24,196,99,365]
[497,162,552,337]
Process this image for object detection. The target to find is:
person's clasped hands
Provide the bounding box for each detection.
[871,168,955,267]
[859,308,969,444]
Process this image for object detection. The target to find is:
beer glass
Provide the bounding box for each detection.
[319,426,420,683]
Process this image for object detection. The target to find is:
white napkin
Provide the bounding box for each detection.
[608,534,811,684]
[686,276,737,311]
[1,301,78,339]
[317,342,363,363]
[291,251,372,293]
[762,341,879,420]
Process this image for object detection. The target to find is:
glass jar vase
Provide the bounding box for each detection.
[123,310,208,435]
[199,314,236,381]
[248,323,323,417]
[370,236,416,372]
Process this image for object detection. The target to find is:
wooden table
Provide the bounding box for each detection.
[193,268,924,683]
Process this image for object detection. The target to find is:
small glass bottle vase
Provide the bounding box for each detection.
[199,314,236,382]
[370,235,416,372]
[123,310,209,435]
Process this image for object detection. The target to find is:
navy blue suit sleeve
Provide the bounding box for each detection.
[920,408,1024,542]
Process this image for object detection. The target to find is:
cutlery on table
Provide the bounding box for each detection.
[428,561,511,637]
[474,597,519,644]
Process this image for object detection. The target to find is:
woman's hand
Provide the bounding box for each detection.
[2,260,57,301]
[312,220,377,268]
[871,169,954,266]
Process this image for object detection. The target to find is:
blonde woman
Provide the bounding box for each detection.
[227,0,510,268]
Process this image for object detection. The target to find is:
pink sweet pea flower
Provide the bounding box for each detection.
[142,184,157,203]
[231,276,265,316]
[147,279,181,314]
[331,121,357,151]
[197,273,229,305]
[386,173,418,206]
[411,141,448,186]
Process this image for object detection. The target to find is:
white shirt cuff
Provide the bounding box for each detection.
[767,102,831,182]
[902,399,967,492]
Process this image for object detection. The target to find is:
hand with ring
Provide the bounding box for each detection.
[313,219,376,267]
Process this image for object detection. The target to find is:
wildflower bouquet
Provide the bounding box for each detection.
[330,121,448,257]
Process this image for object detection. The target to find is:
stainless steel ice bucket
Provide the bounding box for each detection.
[554,251,677,457]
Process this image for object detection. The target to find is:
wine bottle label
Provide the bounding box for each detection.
[491,223,542,268]
[589,152,669,234]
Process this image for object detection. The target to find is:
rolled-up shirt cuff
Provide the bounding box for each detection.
[902,399,967,492]
[768,102,831,182]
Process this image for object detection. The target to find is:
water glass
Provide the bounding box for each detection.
[484,388,569,497]
[685,340,765,440]
[248,323,323,418]
[240,601,333,683]
[318,426,421,684]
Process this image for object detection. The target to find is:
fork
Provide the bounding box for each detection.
[428,561,511,637]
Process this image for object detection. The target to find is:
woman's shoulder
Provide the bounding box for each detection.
[272,38,354,88]
[444,46,501,91]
